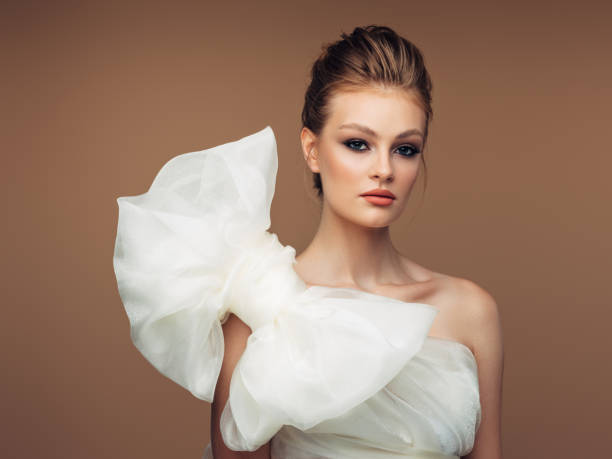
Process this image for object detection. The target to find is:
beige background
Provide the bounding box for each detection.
[2,1,611,458]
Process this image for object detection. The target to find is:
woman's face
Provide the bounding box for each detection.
[304,86,427,228]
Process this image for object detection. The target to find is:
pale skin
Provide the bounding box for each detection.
[211,86,504,459]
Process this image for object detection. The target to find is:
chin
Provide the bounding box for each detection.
[351,210,401,229]
[365,217,398,229]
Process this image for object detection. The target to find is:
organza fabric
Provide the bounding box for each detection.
[113,126,481,458]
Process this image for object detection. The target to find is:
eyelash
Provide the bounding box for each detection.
[343,139,421,157]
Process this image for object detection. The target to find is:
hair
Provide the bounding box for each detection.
[301,25,433,198]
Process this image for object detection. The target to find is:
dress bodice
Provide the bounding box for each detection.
[113,126,481,458]
[270,335,480,458]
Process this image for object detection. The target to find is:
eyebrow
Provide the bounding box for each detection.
[338,122,424,139]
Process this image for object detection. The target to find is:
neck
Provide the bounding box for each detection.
[299,201,407,289]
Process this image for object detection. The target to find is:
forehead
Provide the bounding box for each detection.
[324,87,426,135]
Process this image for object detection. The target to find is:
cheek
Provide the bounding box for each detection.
[395,160,421,192]
[321,148,366,191]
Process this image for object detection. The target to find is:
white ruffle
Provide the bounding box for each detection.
[113,126,439,452]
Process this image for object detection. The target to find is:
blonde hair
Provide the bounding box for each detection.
[301,25,433,197]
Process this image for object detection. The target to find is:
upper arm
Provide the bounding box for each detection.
[210,313,272,459]
[461,281,505,459]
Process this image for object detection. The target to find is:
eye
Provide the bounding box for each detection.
[343,139,369,151]
[396,144,421,157]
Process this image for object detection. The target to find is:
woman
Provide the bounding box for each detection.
[114,26,503,459]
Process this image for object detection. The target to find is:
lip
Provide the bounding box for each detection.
[360,188,396,199]
[360,188,396,207]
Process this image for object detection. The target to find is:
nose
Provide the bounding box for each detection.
[369,149,394,183]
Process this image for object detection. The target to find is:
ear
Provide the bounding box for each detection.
[300,127,320,173]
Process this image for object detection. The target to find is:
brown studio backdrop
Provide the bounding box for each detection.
[2,1,611,458]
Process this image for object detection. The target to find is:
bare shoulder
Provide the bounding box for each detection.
[404,256,496,316]
[437,273,505,363]
[400,257,503,355]
[445,276,500,328]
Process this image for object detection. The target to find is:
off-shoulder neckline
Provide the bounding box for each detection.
[303,284,477,362]
[425,336,477,362]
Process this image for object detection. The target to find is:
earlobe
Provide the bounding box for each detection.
[300,127,321,173]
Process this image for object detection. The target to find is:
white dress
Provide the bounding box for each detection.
[112,126,481,458]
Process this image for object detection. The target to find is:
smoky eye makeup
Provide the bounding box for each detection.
[343,139,369,151]
[396,144,422,157]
